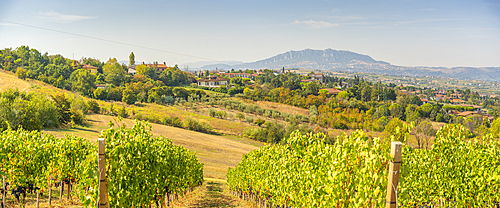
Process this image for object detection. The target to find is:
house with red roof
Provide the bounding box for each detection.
[320,88,342,96]
[142,62,169,72]
[82,64,98,74]
[420,98,429,104]
[456,111,485,122]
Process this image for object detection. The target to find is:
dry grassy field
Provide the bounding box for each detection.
[236,98,310,116]
[0,69,31,91]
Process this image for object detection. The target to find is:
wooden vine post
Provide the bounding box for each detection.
[59,181,63,203]
[67,179,71,201]
[36,189,40,208]
[48,176,52,207]
[386,142,402,208]
[2,175,5,208]
[98,138,108,208]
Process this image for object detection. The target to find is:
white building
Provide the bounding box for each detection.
[197,75,229,88]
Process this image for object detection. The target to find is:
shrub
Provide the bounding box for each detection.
[185,118,212,133]
[161,116,172,125]
[172,117,183,128]
[118,106,129,118]
[87,100,100,113]
[254,118,265,126]
[216,110,227,119]
[15,67,27,79]
[70,109,84,125]
[263,110,271,118]
[236,113,245,120]
[272,111,281,119]
[208,108,216,117]
[244,105,253,113]
[246,116,254,124]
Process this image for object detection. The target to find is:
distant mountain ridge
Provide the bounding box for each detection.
[200,49,500,82]
[232,49,389,69]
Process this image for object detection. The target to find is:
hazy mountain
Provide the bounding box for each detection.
[200,64,234,70]
[229,49,500,82]
[232,48,389,69]
[180,60,243,70]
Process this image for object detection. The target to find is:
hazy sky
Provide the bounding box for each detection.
[1,0,499,68]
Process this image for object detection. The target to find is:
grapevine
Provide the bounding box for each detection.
[228,130,391,207]
[0,120,204,207]
[77,120,204,207]
[228,124,500,207]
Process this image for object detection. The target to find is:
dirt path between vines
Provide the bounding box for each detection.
[170,180,252,208]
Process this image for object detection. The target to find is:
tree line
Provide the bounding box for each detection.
[0,46,195,105]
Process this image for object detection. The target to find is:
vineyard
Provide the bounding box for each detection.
[227,124,500,207]
[0,120,204,207]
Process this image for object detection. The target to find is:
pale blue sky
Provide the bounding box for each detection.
[0,0,499,67]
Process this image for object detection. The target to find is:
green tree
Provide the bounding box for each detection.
[122,88,137,105]
[302,82,319,96]
[491,118,500,138]
[93,88,107,100]
[389,103,405,120]
[87,100,100,113]
[419,103,435,118]
[107,86,123,101]
[270,77,282,88]
[136,64,156,78]
[15,67,27,79]
[360,84,371,102]
[383,118,411,143]
[386,88,397,100]
[173,87,189,99]
[129,52,135,66]
[337,91,350,100]
[405,104,420,123]
[51,94,71,125]
[172,69,187,85]
[375,116,390,131]
[103,58,126,86]
[231,77,243,86]
[70,69,96,97]
[147,87,166,104]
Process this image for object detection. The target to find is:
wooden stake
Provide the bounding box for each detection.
[2,175,5,208]
[166,192,170,206]
[48,177,52,207]
[98,138,107,208]
[67,180,71,200]
[36,189,40,208]
[385,142,402,208]
[60,181,63,204]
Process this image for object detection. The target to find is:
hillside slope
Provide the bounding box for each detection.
[0,69,31,91]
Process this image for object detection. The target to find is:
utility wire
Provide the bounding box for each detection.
[0,19,224,63]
